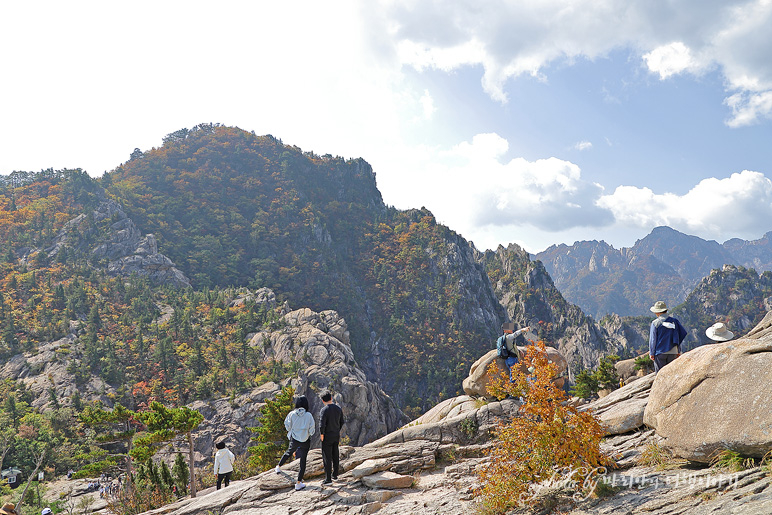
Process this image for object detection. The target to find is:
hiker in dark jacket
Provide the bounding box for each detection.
[649,301,687,372]
[319,391,345,485]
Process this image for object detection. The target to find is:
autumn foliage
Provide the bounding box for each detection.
[477,342,612,514]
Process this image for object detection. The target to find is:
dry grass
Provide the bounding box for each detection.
[636,442,687,470]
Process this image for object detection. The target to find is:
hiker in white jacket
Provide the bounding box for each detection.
[213,440,235,490]
[275,396,315,491]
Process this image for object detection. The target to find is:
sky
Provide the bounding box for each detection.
[2,1,772,253]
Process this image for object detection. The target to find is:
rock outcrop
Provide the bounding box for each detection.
[46,199,191,287]
[246,305,408,447]
[580,373,654,436]
[643,320,772,462]
[462,348,568,398]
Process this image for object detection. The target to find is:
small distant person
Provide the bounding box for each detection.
[319,391,345,485]
[276,395,315,491]
[706,322,734,343]
[213,439,236,490]
[496,322,530,382]
[0,503,17,515]
[649,301,687,373]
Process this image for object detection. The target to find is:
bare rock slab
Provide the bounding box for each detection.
[360,471,413,489]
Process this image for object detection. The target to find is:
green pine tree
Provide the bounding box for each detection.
[247,386,294,472]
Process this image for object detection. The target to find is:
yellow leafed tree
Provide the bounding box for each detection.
[476,341,612,514]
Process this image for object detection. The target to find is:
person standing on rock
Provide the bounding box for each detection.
[213,439,236,490]
[276,395,315,491]
[497,322,530,382]
[649,301,687,373]
[319,391,345,485]
[705,322,734,343]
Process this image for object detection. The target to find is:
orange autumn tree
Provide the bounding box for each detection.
[476,341,612,514]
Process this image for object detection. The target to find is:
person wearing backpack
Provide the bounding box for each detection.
[496,322,530,382]
[649,301,687,373]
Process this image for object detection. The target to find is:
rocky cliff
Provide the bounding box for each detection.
[482,243,646,373]
[44,198,191,288]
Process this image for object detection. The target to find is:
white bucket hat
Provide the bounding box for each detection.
[706,322,734,342]
[650,300,668,313]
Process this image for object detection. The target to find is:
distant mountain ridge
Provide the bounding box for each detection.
[535,226,772,318]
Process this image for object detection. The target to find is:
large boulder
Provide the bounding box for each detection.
[643,322,772,462]
[581,373,655,436]
[462,347,568,398]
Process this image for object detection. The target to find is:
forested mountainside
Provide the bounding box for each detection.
[671,264,772,350]
[537,226,772,319]
[99,124,507,413]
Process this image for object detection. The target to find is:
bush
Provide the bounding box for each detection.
[633,355,654,373]
[478,342,612,514]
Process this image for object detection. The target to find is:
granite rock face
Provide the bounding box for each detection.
[644,313,772,462]
[46,199,191,288]
[245,305,409,447]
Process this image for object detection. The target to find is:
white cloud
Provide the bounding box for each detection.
[379,0,772,124]
[376,133,615,250]
[724,91,772,127]
[419,89,437,119]
[574,141,593,151]
[643,42,700,79]
[597,170,772,240]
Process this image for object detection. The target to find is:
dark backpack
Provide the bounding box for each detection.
[496,334,510,359]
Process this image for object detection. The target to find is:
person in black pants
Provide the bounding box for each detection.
[319,391,345,485]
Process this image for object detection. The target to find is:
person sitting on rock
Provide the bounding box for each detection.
[649,301,687,373]
[705,322,734,344]
[276,395,315,491]
[497,322,530,382]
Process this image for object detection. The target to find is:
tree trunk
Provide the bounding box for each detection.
[187,431,197,498]
[16,449,46,514]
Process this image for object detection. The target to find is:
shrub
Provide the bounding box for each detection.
[710,449,756,472]
[477,342,612,514]
[633,355,654,373]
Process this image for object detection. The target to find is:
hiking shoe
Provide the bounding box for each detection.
[295,482,306,491]
[321,479,333,485]
[332,475,339,480]
[275,465,281,474]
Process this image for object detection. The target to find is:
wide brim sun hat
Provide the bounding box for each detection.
[706,322,734,342]
[650,300,668,313]
[0,503,17,515]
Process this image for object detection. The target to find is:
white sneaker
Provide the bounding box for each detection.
[275,465,281,474]
[295,482,306,491]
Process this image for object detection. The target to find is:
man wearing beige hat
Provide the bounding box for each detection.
[706,322,734,343]
[649,300,687,373]
[0,503,17,515]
